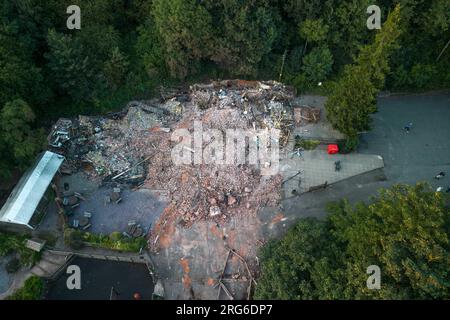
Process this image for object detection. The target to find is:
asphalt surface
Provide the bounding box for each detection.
[275,91,450,231]
[359,92,450,184]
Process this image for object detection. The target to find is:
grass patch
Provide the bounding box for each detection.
[64,228,147,253]
[294,136,321,150]
[7,276,45,300]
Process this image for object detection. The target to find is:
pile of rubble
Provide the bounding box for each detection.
[48,101,181,183]
[49,80,296,237]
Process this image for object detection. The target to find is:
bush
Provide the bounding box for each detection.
[338,136,359,153]
[63,228,84,250]
[63,227,146,252]
[390,65,410,89]
[294,136,320,150]
[109,231,123,242]
[86,232,146,252]
[7,276,44,300]
[409,64,438,89]
[0,232,40,267]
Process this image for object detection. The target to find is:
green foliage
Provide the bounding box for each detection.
[327,0,371,66]
[255,183,450,299]
[63,228,84,250]
[207,0,280,76]
[356,5,402,90]
[152,0,214,78]
[301,46,333,84]
[0,232,40,267]
[294,136,320,150]
[136,18,168,78]
[104,47,130,90]
[409,64,438,89]
[0,99,45,174]
[45,29,96,102]
[390,65,410,89]
[83,232,147,252]
[7,276,44,300]
[325,5,402,139]
[299,19,329,44]
[386,0,450,91]
[337,136,359,153]
[0,28,47,108]
[64,228,146,252]
[255,218,334,299]
[326,65,377,138]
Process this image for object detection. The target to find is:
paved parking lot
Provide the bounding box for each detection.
[280,149,384,196]
[277,91,450,232]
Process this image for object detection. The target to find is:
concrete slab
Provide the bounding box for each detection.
[68,187,166,235]
[280,150,384,196]
[152,215,262,300]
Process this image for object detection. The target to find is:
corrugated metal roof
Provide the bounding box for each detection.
[0,151,64,227]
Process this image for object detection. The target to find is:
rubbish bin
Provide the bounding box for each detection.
[328,144,339,154]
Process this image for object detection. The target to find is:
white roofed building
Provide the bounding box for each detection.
[0,151,64,229]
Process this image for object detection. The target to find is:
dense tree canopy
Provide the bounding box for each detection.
[0,99,45,177]
[325,5,402,140]
[0,0,448,175]
[255,183,450,299]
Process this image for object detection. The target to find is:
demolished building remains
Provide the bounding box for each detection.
[48,80,297,248]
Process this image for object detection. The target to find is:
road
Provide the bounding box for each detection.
[267,91,450,234]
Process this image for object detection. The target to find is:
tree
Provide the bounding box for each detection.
[0,40,44,108]
[255,183,450,299]
[325,65,377,138]
[104,47,129,90]
[409,63,438,89]
[45,29,96,102]
[152,0,214,78]
[0,99,45,173]
[206,0,280,76]
[326,0,372,66]
[0,20,47,108]
[356,5,402,90]
[325,5,402,140]
[301,46,333,84]
[136,18,167,77]
[299,18,329,50]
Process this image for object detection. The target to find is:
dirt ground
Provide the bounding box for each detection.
[150,208,285,300]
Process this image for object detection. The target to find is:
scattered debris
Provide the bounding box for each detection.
[293,106,321,126]
[49,80,295,246]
